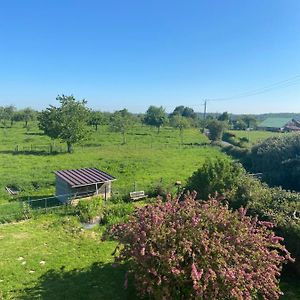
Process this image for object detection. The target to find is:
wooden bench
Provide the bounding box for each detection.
[130,191,147,201]
[5,186,19,196]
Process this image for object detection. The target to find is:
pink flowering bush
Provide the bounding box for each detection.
[110,193,293,300]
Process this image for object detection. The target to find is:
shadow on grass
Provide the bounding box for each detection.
[21,262,141,300]
[0,150,63,156]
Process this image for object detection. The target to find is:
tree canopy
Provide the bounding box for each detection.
[38,95,90,153]
[144,106,168,133]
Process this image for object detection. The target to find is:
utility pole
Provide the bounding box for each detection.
[203,100,207,119]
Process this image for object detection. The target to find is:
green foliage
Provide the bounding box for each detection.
[217,111,230,122]
[144,105,168,133]
[110,109,135,144]
[206,119,226,141]
[188,159,300,273]
[187,159,244,200]
[169,115,190,144]
[250,133,300,191]
[38,95,90,153]
[102,202,135,226]
[76,197,104,223]
[88,111,106,131]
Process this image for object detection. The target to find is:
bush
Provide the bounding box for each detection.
[206,119,226,141]
[111,195,292,300]
[250,133,300,191]
[102,202,135,226]
[76,197,104,223]
[187,159,244,200]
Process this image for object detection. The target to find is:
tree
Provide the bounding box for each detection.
[171,106,197,119]
[89,111,104,131]
[206,119,226,141]
[241,115,257,129]
[38,95,90,153]
[217,111,229,122]
[21,107,36,128]
[110,109,134,144]
[144,106,168,133]
[170,115,190,144]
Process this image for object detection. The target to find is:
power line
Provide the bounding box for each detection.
[207,75,300,102]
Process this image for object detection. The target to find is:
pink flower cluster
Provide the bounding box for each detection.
[110,194,293,300]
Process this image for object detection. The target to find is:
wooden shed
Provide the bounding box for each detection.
[54,167,116,203]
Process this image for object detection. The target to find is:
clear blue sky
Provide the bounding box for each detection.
[0,0,299,114]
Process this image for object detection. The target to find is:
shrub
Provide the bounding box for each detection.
[206,119,225,141]
[76,197,104,223]
[111,195,292,300]
[102,202,134,226]
[250,133,300,191]
[187,159,244,200]
[187,159,300,274]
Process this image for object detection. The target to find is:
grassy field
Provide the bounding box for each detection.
[0,123,298,299]
[229,129,282,144]
[0,122,220,204]
[0,214,139,299]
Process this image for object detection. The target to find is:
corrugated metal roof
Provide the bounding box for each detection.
[54,168,116,187]
[258,117,293,128]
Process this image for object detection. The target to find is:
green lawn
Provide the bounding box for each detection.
[0,214,139,300]
[0,213,298,299]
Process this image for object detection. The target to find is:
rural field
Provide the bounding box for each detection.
[0,122,220,203]
[0,123,299,299]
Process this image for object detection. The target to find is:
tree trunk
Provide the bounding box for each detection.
[122,131,126,144]
[67,142,73,153]
[180,129,183,145]
[157,126,160,134]
[95,123,98,131]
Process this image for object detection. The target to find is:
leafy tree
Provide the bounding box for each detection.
[206,119,226,141]
[111,194,291,300]
[89,111,104,131]
[171,106,197,119]
[110,109,134,144]
[233,118,247,130]
[241,115,257,129]
[170,115,190,144]
[38,95,90,153]
[144,106,168,133]
[217,111,229,122]
[182,106,196,119]
[21,107,36,128]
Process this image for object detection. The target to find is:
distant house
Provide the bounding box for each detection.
[54,167,116,203]
[258,118,300,132]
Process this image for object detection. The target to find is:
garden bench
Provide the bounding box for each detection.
[130,191,147,201]
[5,186,19,196]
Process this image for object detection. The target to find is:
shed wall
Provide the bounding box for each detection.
[55,176,72,203]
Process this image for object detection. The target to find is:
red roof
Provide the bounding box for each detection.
[54,168,115,187]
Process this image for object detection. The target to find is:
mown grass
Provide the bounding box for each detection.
[0,214,139,299]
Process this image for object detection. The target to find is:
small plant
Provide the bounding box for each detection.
[76,197,104,223]
[111,194,293,300]
[22,202,33,219]
[102,203,134,226]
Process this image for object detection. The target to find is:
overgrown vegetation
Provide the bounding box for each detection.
[111,195,292,299]
[188,159,300,274]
